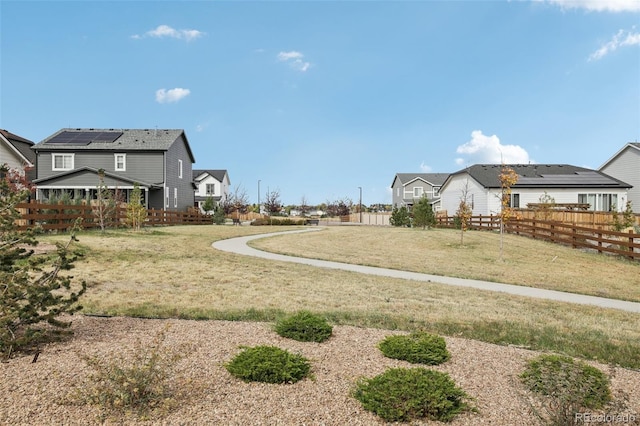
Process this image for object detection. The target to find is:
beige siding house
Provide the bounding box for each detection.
[0,129,36,179]
[599,143,640,213]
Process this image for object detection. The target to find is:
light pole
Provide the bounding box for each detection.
[258,180,261,214]
[358,186,362,224]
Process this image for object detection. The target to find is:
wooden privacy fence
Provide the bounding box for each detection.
[15,201,211,231]
[436,214,640,261]
[517,209,640,228]
[436,214,501,230]
[505,218,640,261]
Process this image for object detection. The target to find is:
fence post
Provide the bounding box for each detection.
[532,220,536,239]
[597,231,603,254]
[629,230,635,260]
[572,227,577,249]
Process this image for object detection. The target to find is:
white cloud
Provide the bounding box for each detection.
[133,25,205,41]
[419,162,432,172]
[155,88,191,104]
[544,0,640,12]
[455,130,532,165]
[277,50,312,72]
[589,28,640,61]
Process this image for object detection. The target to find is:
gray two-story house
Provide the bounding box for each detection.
[31,128,196,210]
[391,173,450,211]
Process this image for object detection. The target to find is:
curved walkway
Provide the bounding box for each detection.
[213,228,640,314]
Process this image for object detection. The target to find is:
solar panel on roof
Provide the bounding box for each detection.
[45,131,123,145]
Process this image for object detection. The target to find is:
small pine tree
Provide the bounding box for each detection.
[126,183,147,232]
[390,206,411,227]
[201,196,215,215]
[0,164,86,359]
[412,195,436,229]
[612,201,635,231]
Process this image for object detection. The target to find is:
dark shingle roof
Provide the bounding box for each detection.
[392,173,449,187]
[0,129,36,164]
[451,164,631,189]
[33,128,195,162]
[193,169,228,182]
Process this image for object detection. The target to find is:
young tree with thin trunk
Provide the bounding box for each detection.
[456,179,473,246]
[93,169,120,233]
[222,185,250,221]
[126,183,147,232]
[499,164,519,261]
[299,195,310,217]
[263,188,283,216]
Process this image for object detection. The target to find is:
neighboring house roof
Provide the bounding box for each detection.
[599,142,640,170]
[443,164,631,189]
[33,128,195,163]
[193,169,229,183]
[391,173,450,188]
[0,129,36,165]
[32,166,160,188]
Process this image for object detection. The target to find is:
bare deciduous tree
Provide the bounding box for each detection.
[263,188,283,216]
[456,179,473,246]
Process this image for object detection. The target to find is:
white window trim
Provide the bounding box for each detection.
[165,187,170,208]
[178,159,183,179]
[114,153,126,171]
[52,153,74,171]
[174,188,178,208]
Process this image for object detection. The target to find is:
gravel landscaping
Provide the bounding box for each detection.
[1,315,638,425]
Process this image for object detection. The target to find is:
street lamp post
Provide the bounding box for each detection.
[358,186,362,224]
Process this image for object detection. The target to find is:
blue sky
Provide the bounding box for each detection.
[1,0,639,206]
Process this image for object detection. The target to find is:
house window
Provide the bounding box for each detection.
[509,193,520,208]
[206,183,215,195]
[52,153,74,171]
[165,187,169,208]
[396,188,400,197]
[578,193,617,211]
[178,160,183,179]
[413,187,423,198]
[174,188,178,208]
[114,154,126,171]
[433,187,441,197]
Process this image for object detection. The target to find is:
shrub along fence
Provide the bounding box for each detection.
[16,200,211,231]
[436,214,640,261]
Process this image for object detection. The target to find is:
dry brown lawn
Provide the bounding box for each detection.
[37,224,640,361]
[3,224,636,425]
[250,225,640,302]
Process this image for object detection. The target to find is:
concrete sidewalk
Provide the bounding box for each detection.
[212,228,640,314]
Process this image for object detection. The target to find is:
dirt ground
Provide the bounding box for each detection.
[1,315,638,425]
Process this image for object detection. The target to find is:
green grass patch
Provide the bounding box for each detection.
[274,311,333,343]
